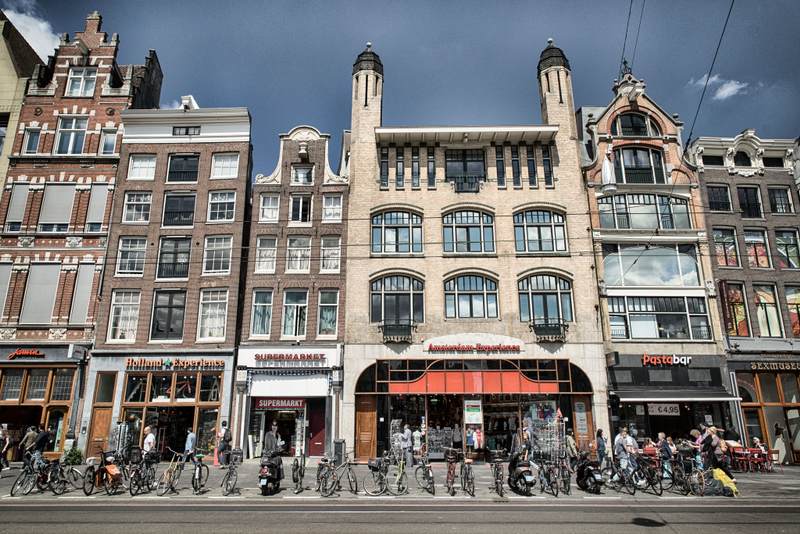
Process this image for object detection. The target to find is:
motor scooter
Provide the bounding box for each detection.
[575,451,604,494]
[506,449,535,495]
[258,440,285,496]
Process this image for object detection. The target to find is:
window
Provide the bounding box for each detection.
[0,369,23,400]
[128,154,156,180]
[495,146,506,187]
[157,237,190,278]
[395,148,405,188]
[444,275,498,319]
[513,209,567,253]
[708,186,732,211]
[608,296,711,340]
[84,184,107,232]
[411,147,420,188]
[380,147,389,188]
[738,187,762,218]
[203,236,232,274]
[37,184,75,233]
[370,275,424,324]
[255,237,277,273]
[702,154,724,166]
[172,126,200,136]
[289,195,312,224]
[108,290,141,341]
[518,274,573,325]
[23,128,40,154]
[69,263,93,325]
[786,286,800,337]
[371,211,423,254]
[511,146,521,187]
[611,113,661,137]
[723,283,750,336]
[207,191,235,222]
[321,236,341,272]
[443,210,495,253]
[211,153,239,179]
[542,145,554,186]
[163,193,195,226]
[733,151,751,167]
[5,183,29,232]
[291,165,314,185]
[167,154,199,182]
[526,144,537,187]
[768,188,794,214]
[123,192,152,223]
[713,228,740,267]
[603,244,700,286]
[613,147,666,184]
[65,67,96,97]
[763,157,784,168]
[446,149,486,180]
[19,264,59,324]
[318,290,339,336]
[598,194,691,229]
[150,290,186,340]
[55,117,87,155]
[198,289,228,340]
[776,230,800,269]
[427,147,436,187]
[282,290,308,338]
[26,369,48,400]
[100,130,116,155]
[322,195,342,221]
[251,290,273,337]
[259,194,279,222]
[744,229,770,268]
[50,369,74,401]
[286,236,311,272]
[117,237,146,275]
[754,285,782,337]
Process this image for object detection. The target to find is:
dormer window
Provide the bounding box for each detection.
[172,126,200,136]
[65,68,97,97]
[291,165,314,185]
[734,151,752,167]
[610,112,661,137]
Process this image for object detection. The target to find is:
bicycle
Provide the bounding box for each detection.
[414,447,435,495]
[129,447,159,496]
[10,454,37,496]
[221,448,242,496]
[632,454,663,496]
[363,451,390,496]
[443,446,459,496]
[538,460,559,497]
[156,447,186,496]
[319,450,359,497]
[602,457,636,496]
[291,451,305,494]
[189,448,210,494]
[557,455,572,496]
[83,449,124,495]
[386,449,409,496]
[488,449,505,497]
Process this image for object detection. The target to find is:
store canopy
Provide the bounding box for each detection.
[611,389,740,402]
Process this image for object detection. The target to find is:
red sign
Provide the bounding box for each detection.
[425,343,521,353]
[254,353,325,362]
[7,348,44,360]
[254,398,306,410]
[642,353,692,367]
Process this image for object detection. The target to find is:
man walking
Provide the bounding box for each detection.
[401,423,413,468]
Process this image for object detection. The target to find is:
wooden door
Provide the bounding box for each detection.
[87,407,112,457]
[355,395,377,460]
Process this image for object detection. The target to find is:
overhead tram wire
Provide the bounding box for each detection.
[630,0,646,71]
[617,0,635,79]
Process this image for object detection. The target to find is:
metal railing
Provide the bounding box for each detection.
[529,319,569,342]
[163,210,195,226]
[157,262,189,278]
[378,320,416,342]
[445,174,484,193]
[166,169,198,182]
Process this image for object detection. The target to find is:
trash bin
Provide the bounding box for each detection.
[334,439,346,466]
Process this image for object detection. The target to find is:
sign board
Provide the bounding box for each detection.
[749,361,800,371]
[425,343,521,354]
[574,401,589,435]
[254,398,306,410]
[647,403,680,416]
[125,357,226,370]
[7,348,44,360]
[463,399,483,425]
[237,347,339,368]
[642,353,692,367]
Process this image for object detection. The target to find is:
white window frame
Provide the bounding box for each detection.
[320,236,341,273]
[122,192,152,224]
[753,284,784,338]
[250,289,273,338]
[768,187,795,214]
[107,289,141,343]
[22,128,40,155]
[255,236,277,274]
[202,236,233,275]
[259,194,279,223]
[211,153,240,179]
[281,289,308,339]
[197,288,229,342]
[54,116,88,155]
[127,155,156,181]
[317,289,339,338]
[207,191,236,223]
[65,67,97,97]
[116,236,147,276]
[99,129,117,155]
[322,194,343,222]
[291,164,314,185]
[289,195,312,226]
[286,236,311,273]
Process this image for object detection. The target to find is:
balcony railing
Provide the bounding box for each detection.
[157,262,189,279]
[621,167,658,184]
[378,320,416,343]
[167,170,198,182]
[530,319,569,342]
[163,210,195,226]
[446,174,484,193]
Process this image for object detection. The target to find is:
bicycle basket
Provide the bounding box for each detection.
[106,464,121,479]
[128,446,143,464]
[230,448,243,465]
[367,458,383,472]
[144,450,161,464]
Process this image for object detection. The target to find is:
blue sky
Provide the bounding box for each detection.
[4,0,799,173]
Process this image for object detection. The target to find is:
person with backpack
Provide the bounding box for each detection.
[217,421,232,466]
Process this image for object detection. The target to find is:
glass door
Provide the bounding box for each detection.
[785,408,800,463]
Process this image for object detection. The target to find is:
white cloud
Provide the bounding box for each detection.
[688,73,721,88]
[161,100,182,110]
[3,1,60,61]
[712,79,749,101]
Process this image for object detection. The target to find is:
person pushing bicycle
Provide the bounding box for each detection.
[184,427,197,464]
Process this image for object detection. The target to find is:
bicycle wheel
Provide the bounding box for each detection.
[129,469,141,497]
[661,465,674,491]
[66,467,83,489]
[550,467,559,497]
[689,470,705,497]
[622,471,636,496]
[146,465,157,492]
[560,467,571,495]
[648,469,663,496]
[11,470,33,496]
[495,474,504,497]
[346,466,358,494]
[103,473,118,495]
[82,466,96,496]
[156,468,173,496]
[191,466,201,494]
[386,467,408,496]
[427,466,436,495]
[414,465,427,490]
[464,466,475,497]
[50,469,67,495]
[320,470,338,497]
[362,470,385,496]
[199,463,209,487]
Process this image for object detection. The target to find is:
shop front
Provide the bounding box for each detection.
[79,352,234,457]
[0,345,86,459]
[607,353,736,442]
[730,359,800,464]
[236,346,341,459]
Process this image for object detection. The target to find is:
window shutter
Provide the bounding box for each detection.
[7,184,30,223]
[86,184,108,224]
[19,264,61,324]
[38,184,76,224]
[0,263,11,318]
[69,264,94,324]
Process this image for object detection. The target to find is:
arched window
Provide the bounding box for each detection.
[613,147,666,184]
[734,151,752,167]
[597,193,691,229]
[371,211,423,254]
[610,112,661,137]
[370,274,424,324]
[513,209,567,253]
[444,274,498,319]
[518,274,573,324]
[442,210,495,253]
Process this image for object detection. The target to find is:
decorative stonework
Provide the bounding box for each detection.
[48,328,67,340]
[287,126,322,142]
[65,236,83,248]
[17,236,34,248]
[255,173,280,184]
[0,328,16,340]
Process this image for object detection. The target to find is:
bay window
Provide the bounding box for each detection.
[608,296,711,340]
[598,193,691,229]
[613,147,666,184]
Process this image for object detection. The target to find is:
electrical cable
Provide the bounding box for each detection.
[618,0,635,79]
[630,0,646,71]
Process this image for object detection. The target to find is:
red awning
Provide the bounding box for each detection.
[387,370,560,395]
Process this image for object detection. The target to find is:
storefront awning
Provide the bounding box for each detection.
[611,389,740,402]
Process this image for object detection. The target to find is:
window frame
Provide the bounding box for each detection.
[162,192,196,228]
[602,243,701,287]
[737,186,763,219]
[54,116,88,155]
[116,236,147,276]
[707,185,733,212]
[317,289,340,338]
[607,295,712,341]
[166,154,200,183]
[291,164,314,186]
[743,228,772,269]
[107,289,141,343]
[370,210,424,255]
[395,147,405,188]
[127,154,157,181]
[775,229,800,270]
[202,235,233,275]
[517,274,573,325]
[65,67,97,97]
[613,147,667,184]
[210,153,240,179]
[768,187,794,214]
[197,288,229,342]
[712,227,741,268]
[281,289,309,339]
[753,284,783,338]
[610,112,662,138]
[207,190,236,223]
[442,210,495,254]
[286,236,312,273]
[156,236,191,280]
[723,282,751,337]
[22,127,40,155]
[254,236,277,274]
[369,274,425,325]
[289,194,312,225]
[149,289,187,342]
[322,194,343,222]
[785,286,800,337]
[259,193,280,223]
[444,274,499,319]
[513,209,568,254]
[320,236,341,273]
[250,289,274,338]
[99,129,117,155]
[122,192,152,224]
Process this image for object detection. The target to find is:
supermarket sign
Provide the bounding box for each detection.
[254,398,306,410]
[238,347,339,368]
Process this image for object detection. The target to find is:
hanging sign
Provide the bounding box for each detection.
[574,401,589,434]
[463,399,483,425]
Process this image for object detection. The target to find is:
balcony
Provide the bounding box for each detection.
[167,170,198,182]
[530,320,569,342]
[446,175,484,193]
[163,210,195,226]
[378,321,416,343]
[157,262,189,279]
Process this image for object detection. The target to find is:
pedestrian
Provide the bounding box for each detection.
[612,426,631,481]
[708,426,736,482]
[565,428,578,470]
[142,426,156,453]
[19,426,37,456]
[217,421,232,467]
[0,428,10,469]
[452,423,462,450]
[401,423,413,468]
[657,432,673,479]
[595,429,608,469]
[689,428,704,469]
[184,427,196,464]
[262,420,281,453]
[412,426,423,458]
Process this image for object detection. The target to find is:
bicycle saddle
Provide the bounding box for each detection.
[195,454,205,460]
[464,458,473,464]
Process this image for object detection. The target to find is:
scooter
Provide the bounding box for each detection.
[575,451,604,494]
[258,441,285,496]
[506,449,535,495]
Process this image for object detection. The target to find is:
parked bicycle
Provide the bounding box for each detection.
[156,447,186,496]
[291,452,306,494]
[318,450,359,497]
[414,446,435,495]
[386,448,409,496]
[221,448,243,496]
[363,451,390,496]
[632,454,663,496]
[537,459,560,497]
[557,454,572,496]
[190,448,210,494]
[83,449,124,495]
[129,447,159,496]
[488,449,505,497]
[602,457,636,495]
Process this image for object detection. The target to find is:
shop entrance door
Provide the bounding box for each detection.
[45,407,67,453]
[87,407,113,455]
[146,407,196,455]
[355,395,376,460]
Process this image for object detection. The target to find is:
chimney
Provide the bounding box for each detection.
[85,11,102,34]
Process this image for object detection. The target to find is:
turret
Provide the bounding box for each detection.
[537,38,577,139]
[349,43,383,186]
